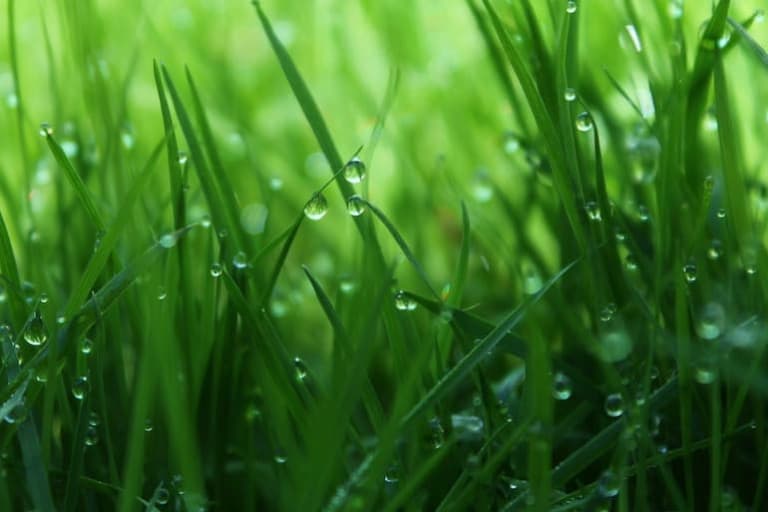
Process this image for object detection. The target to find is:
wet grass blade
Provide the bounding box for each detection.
[44,132,106,232]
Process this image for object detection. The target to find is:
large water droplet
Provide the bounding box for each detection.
[597,329,633,363]
[158,233,177,249]
[343,157,366,184]
[394,290,417,311]
[346,195,366,217]
[72,376,89,400]
[575,112,593,132]
[451,414,484,441]
[696,302,725,340]
[566,1,577,14]
[604,393,624,417]
[598,470,620,498]
[304,194,328,221]
[23,312,47,346]
[552,372,573,400]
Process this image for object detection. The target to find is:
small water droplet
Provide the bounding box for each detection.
[144,418,154,432]
[523,268,543,295]
[210,262,223,277]
[428,417,445,449]
[157,286,168,301]
[451,414,484,440]
[343,157,366,184]
[293,357,309,382]
[39,293,49,304]
[600,303,617,322]
[3,403,27,424]
[503,132,520,154]
[80,338,93,355]
[566,0,577,14]
[39,122,53,137]
[23,312,47,346]
[384,465,400,484]
[625,254,638,271]
[564,87,577,101]
[346,195,366,216]
[84,426,99,447]
[269,177,283,190]
[695,364,717,384]
[552,372,573,400]
[668,0,683,19]
[232,251,248,270]
[682,263,697,283]
[88,411,101,427]
[604,393,624,417]
[696,302,725,340]
[597,329,633,363]
[178,151,189,166]
[716,208,726,219]
[585,201,602,221]
[156,487,170,505]
[199,216,212,228]
[72,376,89,400]
[304,193,328,221]
[707,239,723,260]
[575,112,593,132]
[274,454,287,464]
[56,314,67,325]
[158,233,176,249]
[598,470,620,498]
[394,290,417,311]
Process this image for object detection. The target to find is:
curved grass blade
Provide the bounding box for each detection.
[447,202,470,308]
[364,199,439,299]
[44,132,106,232]
[260,215,303,306]
[728,16,768,69]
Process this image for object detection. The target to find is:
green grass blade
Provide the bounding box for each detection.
[260,215,303,305]
[0,209,25,329]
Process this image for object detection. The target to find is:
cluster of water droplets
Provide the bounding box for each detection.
[303,157,369,222]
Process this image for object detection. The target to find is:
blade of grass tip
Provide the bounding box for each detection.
[63,137,166,318]
[161,66,245,254]
[252,3,352,198]
[398,258,578,431]
[479,0,586,252]
[0,210,25,329]
[713,49,752,252]
[364,199,439,299]
[362,68,399,168]
[260,214,303,306]
[728,16,768,68]
[185,67,245,242]
[447,202,470,308]
[302,265,385,429]
[44,132,106,232]
[153,61,185,231]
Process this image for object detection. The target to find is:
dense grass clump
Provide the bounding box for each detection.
[1,0,768,510]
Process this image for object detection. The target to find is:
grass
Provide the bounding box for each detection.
[0,0,767,510]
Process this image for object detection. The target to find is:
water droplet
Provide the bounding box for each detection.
[346,195,366,216]
[428,417,445,449]
[232,251,248,270]
[156,488,170,505]
[339,276,356,294]
[707,239,723,260]
[293,357,309,381]
[274,454,287,464]
[394,290,417,311]
[72,376,89,400]
[269,177,283,190]
[56,314,67,325]
[703,175,715,195]
[598,470,620,498]
[682,263,697,283]
[3,403,27,424]
[23,312,47,346]
[668,0,683,19]
[84,426,99,447]
[564,87,577,101]
[199,215,212,228]
[523,268,543,295]
[696,302,725,340]
[451,414,484,440]
[144,418,154,432]
[178,151,188,166]
[694,363,717,384]
[39,293,49,304]
[39,122,53,137]
[566,0,577,14]
[756,9,766,24]
[716,208,726,219]
[304,193,328,221]
[343,157,366,184]
[210,262,223,277]
[585,201,602,222]
[384,465,400,484]
[600,303,617,322]
[157,286,168,301]
[604,393,624,417]
[88,411,101,427]
[503,132,520,154]
[575,112,593,132]
[552,372,573,400]
[597,329,633,363]
[80,338,93,355]
[158,233,176,249]
[637,204,650,222]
